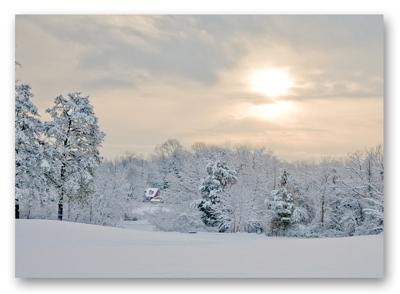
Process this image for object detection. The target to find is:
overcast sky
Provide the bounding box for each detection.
[15,15,384,160]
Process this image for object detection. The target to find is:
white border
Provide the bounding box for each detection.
[1,0,398,293]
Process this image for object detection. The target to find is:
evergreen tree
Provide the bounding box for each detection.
[265,170,294,235]
[45,93,105,220]
[198,160,237,230]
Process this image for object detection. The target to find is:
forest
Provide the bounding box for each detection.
[15,83,384,238]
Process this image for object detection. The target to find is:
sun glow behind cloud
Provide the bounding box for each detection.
[239,101,298,122]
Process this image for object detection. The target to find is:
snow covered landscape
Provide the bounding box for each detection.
[15,219,384,278]
[15,15,384,278]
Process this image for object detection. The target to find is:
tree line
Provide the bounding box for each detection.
[15,83,384,237]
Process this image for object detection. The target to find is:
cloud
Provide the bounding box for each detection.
[17,15,383,96]
[15,15,384,160]
[19,15,251,85]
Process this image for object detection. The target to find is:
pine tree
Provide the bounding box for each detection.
[45,93,105,220]
[198,160,237,231]
[15,83,46,218]
[265,170,294,235]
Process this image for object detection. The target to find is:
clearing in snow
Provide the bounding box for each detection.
[15,219,384,278]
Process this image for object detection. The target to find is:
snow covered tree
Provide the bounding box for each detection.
[198,160,237,231]
[282,168,313,226]
[344,147,384,235]
[45,93,105,221]
[90,162,127,226]
[225,146,273,232]
[317,167,342,231]
[265,170,295,235]
[154,139,185,190]
[15,83,46,218]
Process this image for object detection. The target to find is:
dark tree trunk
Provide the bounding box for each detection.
[15,203,19,219]
[58,202,63,221]
[57,116,71,221]
[321,195,325,225]
[67,198,71,220]
[58,170,65,221]
[58,166,66,221]
[89,201,93,223]
[367,157,373,198]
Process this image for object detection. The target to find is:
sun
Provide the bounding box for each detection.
[249,69,293,97]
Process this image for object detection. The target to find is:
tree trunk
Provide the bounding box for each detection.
[321,195,325,225]
[58,197,63,221]
[89,201,93,223]
[321,179,328,226]
[58,161,67,221]
[15,203,19,219]
[67,198,71,220]
[367,157,373,198]
[57,117,71,221]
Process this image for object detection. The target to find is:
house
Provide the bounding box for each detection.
[143,188,163,203]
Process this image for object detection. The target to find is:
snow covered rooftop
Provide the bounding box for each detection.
[144,188,159,198]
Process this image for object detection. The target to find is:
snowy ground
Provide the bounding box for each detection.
[119,219,156,231]
[15,219,384,278]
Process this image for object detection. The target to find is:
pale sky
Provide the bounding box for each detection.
[15,15,384,161]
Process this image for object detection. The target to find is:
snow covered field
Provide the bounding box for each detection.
[15,219,384,278]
